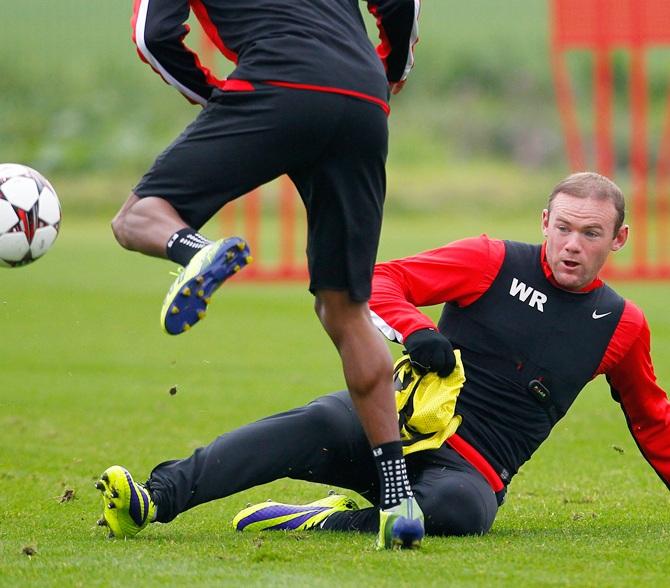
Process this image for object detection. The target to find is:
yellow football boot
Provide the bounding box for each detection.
[95,465,156,538]
[377,496,424,550]
[233,493,359,532]
[161,236,252,335]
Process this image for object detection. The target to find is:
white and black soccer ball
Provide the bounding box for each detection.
[0,163,61,268]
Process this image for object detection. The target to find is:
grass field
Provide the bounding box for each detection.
[1,211,669,587]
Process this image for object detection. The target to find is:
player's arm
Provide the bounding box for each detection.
[605,308,670,490]
[370,236,503,375]
[364,0,420,92]
[370,235,504,343]
[131,0,222,105]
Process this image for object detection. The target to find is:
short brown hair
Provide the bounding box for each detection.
[548,172,625,234]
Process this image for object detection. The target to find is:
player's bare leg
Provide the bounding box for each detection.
[111,192,252,334]
[111,193,186,258]
[314,291,398,446]
[315,289,424,549]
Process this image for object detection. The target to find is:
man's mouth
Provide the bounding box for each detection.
[562,260,579,269]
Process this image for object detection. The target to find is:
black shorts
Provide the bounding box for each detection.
[134,84,388,301]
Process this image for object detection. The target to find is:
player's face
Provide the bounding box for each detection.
[541,193,628,291]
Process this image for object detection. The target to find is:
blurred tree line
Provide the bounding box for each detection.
[2,1,670,180]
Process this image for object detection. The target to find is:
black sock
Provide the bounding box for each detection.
[166,228,212,266]
[372,441,413,510]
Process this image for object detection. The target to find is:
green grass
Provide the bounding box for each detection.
[1,213,669,587]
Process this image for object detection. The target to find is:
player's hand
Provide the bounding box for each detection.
[389,80,406,95]
[404,328,456,377]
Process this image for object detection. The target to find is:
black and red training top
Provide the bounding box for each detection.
[370,235,670,491]
[131,0,420,114]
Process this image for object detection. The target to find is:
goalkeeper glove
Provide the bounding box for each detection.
[404,328,456,377]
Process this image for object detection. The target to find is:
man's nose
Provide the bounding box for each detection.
[564,232,582,252]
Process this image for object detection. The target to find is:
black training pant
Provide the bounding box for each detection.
[147,391,499,536]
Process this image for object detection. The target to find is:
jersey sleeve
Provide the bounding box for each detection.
[132,0,223,105]
[365,0,420,83]
[370,235,505,343]
[605,303,670,490]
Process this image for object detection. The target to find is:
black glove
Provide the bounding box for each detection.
[404,328,456,377]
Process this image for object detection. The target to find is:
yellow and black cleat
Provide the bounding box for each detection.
[160,236,253,335]
[95,465,156,539]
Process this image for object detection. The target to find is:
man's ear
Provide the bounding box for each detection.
[541,209,549,238]
[611,224,629,252]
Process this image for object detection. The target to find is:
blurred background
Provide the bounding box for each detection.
[2,1,670,264]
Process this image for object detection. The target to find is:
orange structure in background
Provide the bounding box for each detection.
[551,0,670,278]
[219,177,308,281]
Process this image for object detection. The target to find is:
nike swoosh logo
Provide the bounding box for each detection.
[592,310,612,319]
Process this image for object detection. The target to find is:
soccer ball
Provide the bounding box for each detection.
[0,163,61,267]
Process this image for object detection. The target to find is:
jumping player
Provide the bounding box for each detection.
[105,0,423,549]
[97,172,670,540]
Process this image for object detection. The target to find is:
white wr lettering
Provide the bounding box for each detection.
[509,277,547,312]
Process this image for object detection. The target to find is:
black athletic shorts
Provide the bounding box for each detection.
[134,84,389,302]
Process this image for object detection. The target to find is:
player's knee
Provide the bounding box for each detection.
[111,208,136,251]
[111,213,129,249]
[313,296,326,324]
[304,399,333,430]
[111,193,145,251]
[314,298,343,346]
[419,479,497,536]
[314,291,363,343]
[423,497,492,537]
[302,395,352,438]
